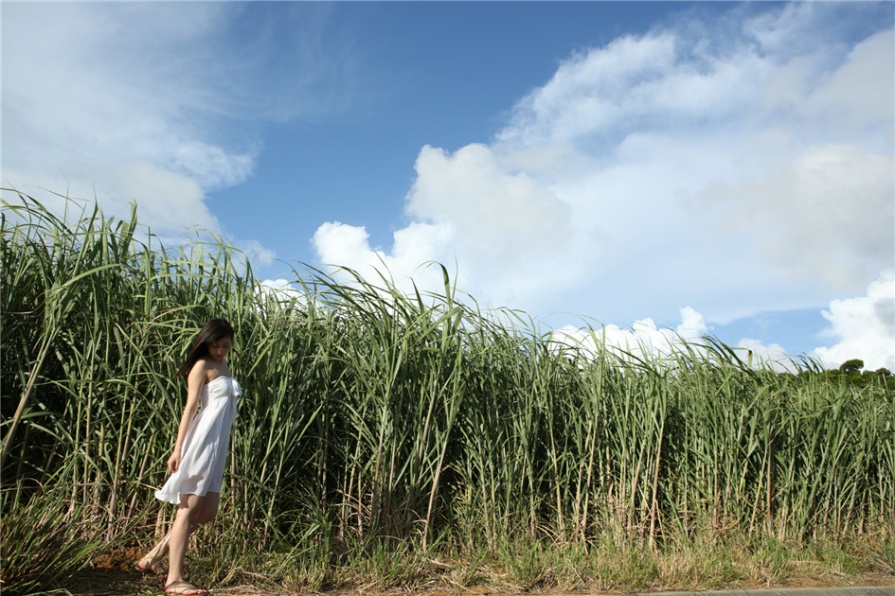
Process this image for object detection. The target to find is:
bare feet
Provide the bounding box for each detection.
[164,581,208,595]
[135,553,164,575]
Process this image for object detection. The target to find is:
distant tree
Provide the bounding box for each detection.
[839,359,864,375]
[834,358,863,385]
[870,367,895,391]
[791,358,894,391]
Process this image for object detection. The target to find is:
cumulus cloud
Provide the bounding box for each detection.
[497,31,767,148]
[406,144,593,304]
[13,1,887,373]
[102,162,219,232]
[407,145,571,258]
[313,2,893,341]
[735,338,794,372]
[551,307,801,372]
[701,144,894,292]
[256,278,311,309]
[314,143,606,309]
[550,306,710,362]
[313,221,453,299]
[812,270,895,371]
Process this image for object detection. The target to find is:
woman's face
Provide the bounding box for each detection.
[208,337,232,363]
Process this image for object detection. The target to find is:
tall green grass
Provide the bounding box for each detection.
[2,193,893,594]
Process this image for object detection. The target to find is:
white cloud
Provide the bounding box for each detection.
[798,28,895,136]
[312,221,453,299]
[404,144,589,306]
[550,306,713,363]
[2,2,349,253]
[15,1,888,373]
[314,143,593,309]
[102,162,219,232]
[812,270,895,371]
[497,31,768,148]
[700,143,894,292]
[551,307,802,373]
[2,3,250,231]
[407,144,572,257]
[312,3,893,335]
[256,278,310,309]
[735,338,796,373]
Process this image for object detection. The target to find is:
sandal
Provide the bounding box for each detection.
[164,582,207,595]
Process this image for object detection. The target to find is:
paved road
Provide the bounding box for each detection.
[633,588,894,596]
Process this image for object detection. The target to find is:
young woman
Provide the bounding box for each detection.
[137,319,242,596]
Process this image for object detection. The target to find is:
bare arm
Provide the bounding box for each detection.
[167,360,209,473]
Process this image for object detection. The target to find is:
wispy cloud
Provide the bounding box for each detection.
[2,2,350,241]
[4,3,249,219]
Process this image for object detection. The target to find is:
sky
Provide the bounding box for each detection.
[2,1,894,371]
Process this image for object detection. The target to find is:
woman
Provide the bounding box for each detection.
[137,319,241,596]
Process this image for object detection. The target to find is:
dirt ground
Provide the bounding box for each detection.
[61,547,895,596]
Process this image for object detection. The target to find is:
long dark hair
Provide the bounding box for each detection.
[174,318,235,378]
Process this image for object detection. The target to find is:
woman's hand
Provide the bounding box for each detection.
[167,448,182,473]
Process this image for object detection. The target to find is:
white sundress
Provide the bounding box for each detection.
[155,376,242,504]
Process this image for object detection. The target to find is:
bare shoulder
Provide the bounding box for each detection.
[193,356,229,383]
[188,357,213,385]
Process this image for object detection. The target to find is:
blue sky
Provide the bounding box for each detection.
[3,1,894,370]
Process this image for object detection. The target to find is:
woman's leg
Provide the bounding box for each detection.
[193,492,220,525]
[166,494,203,590]
[139,521,204,573]
[163,492,221,593]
